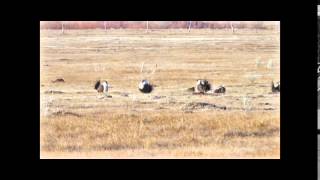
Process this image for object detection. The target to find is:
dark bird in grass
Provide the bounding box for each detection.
[195,79,211,93]
[271,81,280,93]
[139,79,153,93]
[214,85,226,93]
[94,80,109,95]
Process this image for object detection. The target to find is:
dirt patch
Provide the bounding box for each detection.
[183,102,227,111]
[140,101,154,104]
[52,78,65,83]
[263,107,275,111]
[192,92,225,96]
[152,96,166,100]
[258,102,272,105]
[224,127,279,138]
[98,95,112,99]
[59,58,72,62]
[50,110,82,117]
[112,91,130,97]
[44,90,64,94]
[119,93,129,97]
[228,107,276,111]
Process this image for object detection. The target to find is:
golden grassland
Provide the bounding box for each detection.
[40,28,280,158]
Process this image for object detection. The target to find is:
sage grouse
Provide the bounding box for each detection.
[271,81,280,93]
[214,85,226,93]
[139,80,153,93]
[195,79,211,93]
[94,80,109,95]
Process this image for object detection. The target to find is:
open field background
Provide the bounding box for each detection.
[40,28,280,158]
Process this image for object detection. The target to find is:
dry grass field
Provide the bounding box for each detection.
[40,28,280,159]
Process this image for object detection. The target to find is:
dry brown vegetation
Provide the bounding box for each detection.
[40,28,280,158]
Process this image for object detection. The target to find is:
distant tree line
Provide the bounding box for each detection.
[40,21,277,30]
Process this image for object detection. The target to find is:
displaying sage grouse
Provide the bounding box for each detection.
[271,81,280,93]
[139,79,153,93]
[94,80,109,95]
[214,85,226,93]
[195,79,211,93]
